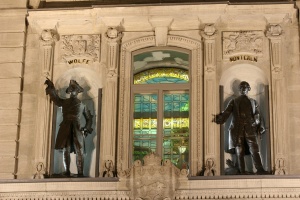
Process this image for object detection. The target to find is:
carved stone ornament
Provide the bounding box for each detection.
[274,158,287,175]
[107,27,119,39]
[61,34,100,62]
[103,160,116,177]
[203,158,217,176]
[118,152,188,200]
[222,31,263,57]
[40,29,58,46]
[32,162,45,179]
[266,24,283,38]
[201,24,217,39]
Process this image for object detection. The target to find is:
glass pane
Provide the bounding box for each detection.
[133,50,189,72]
[134,68,189,84]
[133,93,157,161]
[163,92,189,169]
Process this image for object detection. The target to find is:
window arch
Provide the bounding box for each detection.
[131,48,190,169]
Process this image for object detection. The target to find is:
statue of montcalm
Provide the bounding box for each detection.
[214,81,268,175]
[45,79,93,177]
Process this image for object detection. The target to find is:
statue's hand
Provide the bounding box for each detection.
[81,127,91,137]
[259,127,266,135]
[213,114,224,124]
[44,78,54,95]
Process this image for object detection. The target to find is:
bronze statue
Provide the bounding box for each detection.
[214,81,268,175]
[45,79,93,177]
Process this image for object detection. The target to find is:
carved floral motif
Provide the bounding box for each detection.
[61,34,100,62]
[222,31,263,56]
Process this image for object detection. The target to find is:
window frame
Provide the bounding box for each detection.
[130,47,191,165]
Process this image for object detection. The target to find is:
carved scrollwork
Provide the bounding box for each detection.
[61,34,100,62]
[274,158,287,175]
[203,158,216,176]
[32,162,45,179]
[222,31,263,56]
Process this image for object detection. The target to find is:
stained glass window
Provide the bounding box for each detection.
[134,68,189,84]
[163,92,189,169]
[132,48,190,169]
[133,94,157,161]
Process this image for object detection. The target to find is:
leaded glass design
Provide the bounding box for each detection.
[133,50,189,72]
[134,68,189,84]
[163,92,189,169]
[133,94,157,161]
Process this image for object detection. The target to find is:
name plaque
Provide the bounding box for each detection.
[229,55,258,62]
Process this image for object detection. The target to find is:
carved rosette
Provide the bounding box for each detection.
[60,34,100,63]
[119,153,188,200]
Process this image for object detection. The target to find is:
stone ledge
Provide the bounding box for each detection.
[0,178,300,199]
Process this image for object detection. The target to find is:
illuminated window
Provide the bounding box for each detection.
[132,48,190,169]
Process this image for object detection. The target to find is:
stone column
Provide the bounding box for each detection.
[266,24,287,174]
[201,24,219,176]
[100,27,122,176]
[34,29,57,178]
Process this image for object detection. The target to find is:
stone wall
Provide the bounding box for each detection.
[0,0,27,179]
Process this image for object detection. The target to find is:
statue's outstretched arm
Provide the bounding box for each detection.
[214,99,234,124]
[44,78,63,107]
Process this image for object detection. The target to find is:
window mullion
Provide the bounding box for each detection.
[157,89,163,157]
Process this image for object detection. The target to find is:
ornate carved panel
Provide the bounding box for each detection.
[60,34,100,62]
[222,31,263,59]
[119,153,188,200]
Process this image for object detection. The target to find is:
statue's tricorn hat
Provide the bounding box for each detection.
[66,80,84,94]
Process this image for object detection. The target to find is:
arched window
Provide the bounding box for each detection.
[131,48,190,169]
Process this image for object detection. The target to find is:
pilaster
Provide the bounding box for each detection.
[201,24,219,176]
[266,24,287,175]
[100,27,122,176]
[34,29,58,178]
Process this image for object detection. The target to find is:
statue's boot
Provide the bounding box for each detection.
[236,146,246,175]
[63,148,71,176]
[252,152,269,175]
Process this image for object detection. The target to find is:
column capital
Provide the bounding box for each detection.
[105,27,123,42]
[265,24,284,39]
[201,24,217,40]
[40,29,58,47]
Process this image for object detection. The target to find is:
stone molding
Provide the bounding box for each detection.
[2,177,300,199]
[118,35,202,176]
